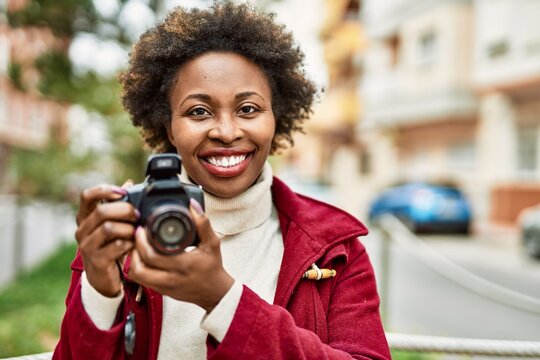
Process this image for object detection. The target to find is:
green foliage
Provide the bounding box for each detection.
[9,136,95,202]
[108,112,149,184]
[34,50,124,115]
[392,350,439,360]
[5,0,156,199]
[0,241,77,357]
[7,0,98,37]
[7,62,26,91]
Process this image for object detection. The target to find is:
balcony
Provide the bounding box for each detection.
[362,85,478,128]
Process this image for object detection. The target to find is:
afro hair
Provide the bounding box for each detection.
[119,1,317,154]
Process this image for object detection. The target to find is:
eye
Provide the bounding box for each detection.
[188,107,210,117]
[238,105,257,115]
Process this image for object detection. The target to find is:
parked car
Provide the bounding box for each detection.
[517,205,540,259]
[368,182,472,234]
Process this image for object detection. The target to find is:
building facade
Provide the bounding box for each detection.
[357,0,540,225]
[0,0,69,191]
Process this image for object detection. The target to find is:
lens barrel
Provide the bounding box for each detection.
[146,204,196,254]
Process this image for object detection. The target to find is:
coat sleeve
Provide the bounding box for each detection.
[206,239,391,360]
[52,259,126,360]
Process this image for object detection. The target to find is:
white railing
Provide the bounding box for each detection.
[3,334,540,359]
[376,214,540,315]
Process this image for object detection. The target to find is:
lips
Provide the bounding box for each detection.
[199,148,253,177]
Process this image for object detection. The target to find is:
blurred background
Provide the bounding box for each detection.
[1,0,540,358]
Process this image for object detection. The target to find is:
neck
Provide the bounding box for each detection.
[179,163,274,236]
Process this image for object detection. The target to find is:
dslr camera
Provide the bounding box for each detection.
[118,153,204,255]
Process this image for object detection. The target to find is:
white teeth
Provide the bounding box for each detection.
[206,154,247,168]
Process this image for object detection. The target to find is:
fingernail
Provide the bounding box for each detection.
[134,225,142,236]
[134,209,141,220]
[190,198,204,215]
[112,187,128,195]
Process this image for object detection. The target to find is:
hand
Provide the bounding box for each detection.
[75,181,139,297]
[129,199,234,312]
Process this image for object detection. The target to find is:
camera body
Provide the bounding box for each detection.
[118,153,204,255]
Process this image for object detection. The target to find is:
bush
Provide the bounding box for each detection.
[0,241,77,357]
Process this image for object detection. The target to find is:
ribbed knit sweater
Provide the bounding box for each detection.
[80,162,284,359]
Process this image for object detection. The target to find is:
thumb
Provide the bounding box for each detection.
[189,198,220,249]
[121,179,134,189]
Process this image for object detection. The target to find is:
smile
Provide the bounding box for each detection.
[204,154,247,168]
[199,150,254,178]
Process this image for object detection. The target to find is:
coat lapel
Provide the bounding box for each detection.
[271,177,368,308]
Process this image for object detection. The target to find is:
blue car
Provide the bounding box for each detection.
[368,182,472,234]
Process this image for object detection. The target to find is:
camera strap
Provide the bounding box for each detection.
[115,259,139,356]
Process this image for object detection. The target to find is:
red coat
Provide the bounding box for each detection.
[54,177,391,359]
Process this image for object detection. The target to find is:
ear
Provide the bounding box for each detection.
[166,123,175,147]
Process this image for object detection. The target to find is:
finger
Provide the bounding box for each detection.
[76,202,139,244]
[134,226,184,270]
[188,198,220,250]
[79,220,135,253]
[77,184,128,226]
[121,179,134,189]
[129,249,177,291]
[94,240,134,266]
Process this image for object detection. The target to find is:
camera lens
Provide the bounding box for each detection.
[147,205,196,255]
[157,217,186,245]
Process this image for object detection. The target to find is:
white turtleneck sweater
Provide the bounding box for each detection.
[80,162,284,359]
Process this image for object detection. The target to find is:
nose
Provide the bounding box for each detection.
[208,113,244,144]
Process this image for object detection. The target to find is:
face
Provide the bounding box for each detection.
[168,52,275,198]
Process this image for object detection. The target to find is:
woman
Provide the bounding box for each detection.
[54,2,390,359]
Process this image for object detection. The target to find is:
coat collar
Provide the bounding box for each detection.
[271,177,368,307]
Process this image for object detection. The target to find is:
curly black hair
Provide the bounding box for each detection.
[119,1,317,154]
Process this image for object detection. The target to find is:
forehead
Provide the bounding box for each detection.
[172,52,272,98]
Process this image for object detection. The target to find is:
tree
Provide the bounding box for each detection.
[6,0,151,201]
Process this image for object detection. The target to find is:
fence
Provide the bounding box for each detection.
[376,214,540,357]
[0,195,75,289]
[4,333,540,359]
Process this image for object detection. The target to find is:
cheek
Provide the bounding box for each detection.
[170,121,199,153]
[254,118,276,150]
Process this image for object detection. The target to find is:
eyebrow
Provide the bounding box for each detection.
[235,91,265,101]
[179,91,265,106]
[180,93,212,106]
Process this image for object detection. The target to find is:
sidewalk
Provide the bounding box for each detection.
[420,222,540,299]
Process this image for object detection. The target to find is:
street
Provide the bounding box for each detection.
[362,226,540,342]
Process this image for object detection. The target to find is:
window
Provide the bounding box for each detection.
[448,142,476,170]
[360,151,371,175]
[0,93,6,124]
[386,35,401,68]
[344,0,361,21]
[418,30,437,67]
[517,125,538,174]
[29,106,47,138]
[0,34,9,75]
[486,39,509,59]
[525,38,540,56]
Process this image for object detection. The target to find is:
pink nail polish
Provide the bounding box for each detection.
[112,187,128,195]
[134,209,141,220]
[190,198,204,215]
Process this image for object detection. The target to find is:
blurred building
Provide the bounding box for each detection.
[473,0,540,224]
[278,0,366,215]
[0,0,69,191]
[357,0,540,226]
